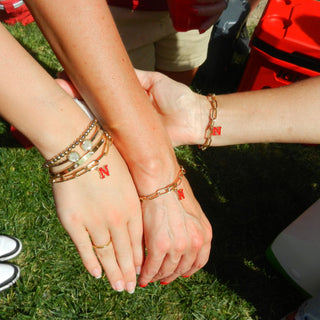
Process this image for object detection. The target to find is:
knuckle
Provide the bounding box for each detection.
[123,270,137,282]
[174,239,187,254]
[144,267,159,277]
[156,270,165,278]
[191,233,205,250]
[154,238,171,253]
[95,251,105,260]
[62,210,81,228]
[194,259,207,270]
[75,240,91,252]
[108,211,124,227]
[174,267,186,276]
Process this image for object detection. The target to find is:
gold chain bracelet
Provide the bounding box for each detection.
[139,166,186,201]
[199,94,219,151]
[50,132,113,183]
[49,134,106,178]
[48,124,100,168]
[43,119,98,168]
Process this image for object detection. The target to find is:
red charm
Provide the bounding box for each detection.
[212,126,222,136]
[98,165,110,179]
[176,188,185,200]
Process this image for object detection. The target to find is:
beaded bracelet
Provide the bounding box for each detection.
[50,132,113,183]
[198,94,221,151]
[139,166,186,201]
[49,134,106,178]
[42,119,98,168]
[48,124,100,168]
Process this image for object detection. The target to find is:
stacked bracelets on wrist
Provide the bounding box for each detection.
[43,119,113,183]
[199,93,221,151]
[139,166,186,201]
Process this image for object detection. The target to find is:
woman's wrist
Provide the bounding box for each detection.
[125,148,181,195]
[195,93,219,147]
[31,97,92,160]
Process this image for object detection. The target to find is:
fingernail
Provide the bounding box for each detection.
[114,280,125,292]
[126,282,136,294]
[182,275,191,278]
[92,268,102,279]
[160,281,170,285]
[139,283,148,288]
[135,266,141,275]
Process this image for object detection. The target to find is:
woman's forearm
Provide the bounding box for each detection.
[0,24,145,293]
[25,0,180,193]
[0,24,89,158]
[201,76,320,146]
[135,70,320,148]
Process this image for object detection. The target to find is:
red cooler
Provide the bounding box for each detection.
[238,0,320,91]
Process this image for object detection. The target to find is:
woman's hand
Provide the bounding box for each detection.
[138,175,212,286]
[56,78,213,287]
[52,144,144,294]
[54,79,144,293]
[135,70,208,147]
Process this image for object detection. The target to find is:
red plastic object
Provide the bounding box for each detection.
[167,0,208,31]
[0,1,34,26]
[238,0,320,92]
[10,126,33,149]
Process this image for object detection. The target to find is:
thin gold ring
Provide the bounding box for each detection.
[93,239,112,249]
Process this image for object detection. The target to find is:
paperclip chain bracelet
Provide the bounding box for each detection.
[199,94,218,151]
[139,166,186,201]
[48,124,100,168]
[43,119,98,168]
[49,135,106,178]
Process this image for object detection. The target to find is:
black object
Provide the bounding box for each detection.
[192,0,251,94]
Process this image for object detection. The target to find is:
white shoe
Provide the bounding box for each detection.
[0,235,22,261]
[0,263,20,292]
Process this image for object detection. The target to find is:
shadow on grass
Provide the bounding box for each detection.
[180,143,320,320]
[0,120,24,148]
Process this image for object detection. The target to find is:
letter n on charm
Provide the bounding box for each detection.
[212,126,222,136]
[177,189,185,200]
[98,165,110,179]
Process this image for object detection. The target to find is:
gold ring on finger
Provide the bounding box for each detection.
[93,239,112,249]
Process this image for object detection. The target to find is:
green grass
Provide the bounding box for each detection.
[1,22,319,319]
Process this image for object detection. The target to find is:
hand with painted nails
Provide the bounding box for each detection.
[57,78,212,287]
[138,174,212,287]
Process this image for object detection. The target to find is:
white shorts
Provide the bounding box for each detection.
[109,6,212,72]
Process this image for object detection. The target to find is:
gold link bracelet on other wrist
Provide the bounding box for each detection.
[139,166,186,201]
[199,93,219,151]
